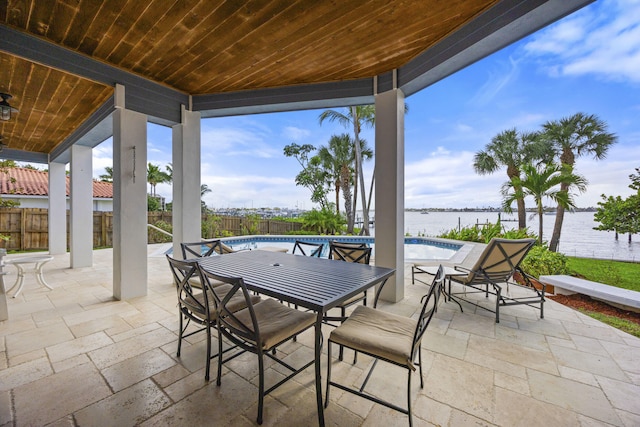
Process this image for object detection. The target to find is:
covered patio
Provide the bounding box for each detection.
[1,246,639,425]
[1,0,594,302]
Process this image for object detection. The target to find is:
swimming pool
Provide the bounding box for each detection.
[193,235,462,261]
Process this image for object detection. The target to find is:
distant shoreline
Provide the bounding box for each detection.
[404,208,597,213]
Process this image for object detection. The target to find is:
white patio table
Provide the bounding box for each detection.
[5,255,54,298]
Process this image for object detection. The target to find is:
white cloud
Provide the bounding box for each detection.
[282,126,311,141]
[201,125,279,159]
[470,56,520,105]
[405,149,505,209]
[523,0,640,83]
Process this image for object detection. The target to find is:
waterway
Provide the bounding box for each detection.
[400,211,638,262]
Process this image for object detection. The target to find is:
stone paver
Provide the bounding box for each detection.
[0,245,639,426]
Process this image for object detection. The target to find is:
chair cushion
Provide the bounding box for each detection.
[185,284,260,319]
[337,292,365,308]
[228,299,316,350]
[329,305,417,370]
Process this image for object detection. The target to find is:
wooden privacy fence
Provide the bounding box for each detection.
[0,208,303,252]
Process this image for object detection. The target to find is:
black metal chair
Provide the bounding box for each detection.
[197,265,316,425]
[166,255,259,381]
[326,241,373,360]
[180,239,223,258]
[292,240,324,257]
[325,265,445,427]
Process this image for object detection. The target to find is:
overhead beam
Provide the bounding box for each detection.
[0,148,48,164]
[193,78,376,117]
[0,25,188,124]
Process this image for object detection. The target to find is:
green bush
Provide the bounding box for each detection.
[520,245,569,278]
[300,208,346,235]
[202,215,222,238]
[438,221,536,243]
[148,220,172,243]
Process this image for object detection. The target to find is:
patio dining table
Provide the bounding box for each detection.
[195,249,395,426]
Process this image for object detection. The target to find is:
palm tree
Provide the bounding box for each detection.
[147,163,171,197]
[201,183,211,197]
[99,166,113,182]
[317,134,373,233]
[474,129,544,230]
[541,113,617,251]
[317,134,353,215]
[319,106,375,235]
[502,163,587,245]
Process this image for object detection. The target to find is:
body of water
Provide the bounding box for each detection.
[221,235,460,261]
[400,211,639,262]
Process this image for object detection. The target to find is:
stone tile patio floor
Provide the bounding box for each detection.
[1,245,639,426]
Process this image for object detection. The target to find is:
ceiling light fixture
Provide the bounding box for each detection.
[0,93,19,121]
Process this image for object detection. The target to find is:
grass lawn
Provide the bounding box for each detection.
[566,257,640,291]
[563,257,640,338]
[578,309,640,338]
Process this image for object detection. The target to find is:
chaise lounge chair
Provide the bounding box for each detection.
[445,238,543,323]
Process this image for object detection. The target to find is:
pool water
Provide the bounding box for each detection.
[216,235,460,261]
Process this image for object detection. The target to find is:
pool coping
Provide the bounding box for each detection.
[152,235,476,264]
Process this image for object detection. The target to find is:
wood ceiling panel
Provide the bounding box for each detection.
[3,0,498,95]
[0,0,504,156]
[0,53,112,154]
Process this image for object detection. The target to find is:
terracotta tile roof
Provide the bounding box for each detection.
[0,167,113,198]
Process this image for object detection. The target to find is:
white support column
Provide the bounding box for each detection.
[48,161,67,255]
[172,105,201,259]
[113,85,148,299]
[374,88,405,303]
[70,145,93,267]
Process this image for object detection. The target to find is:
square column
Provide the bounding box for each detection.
[374,88,405,303]
[113,103,148,299]
[172,106,201,259]
[70,145,93,267]
[48,161,67,255]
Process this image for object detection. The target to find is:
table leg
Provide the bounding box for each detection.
[314,313,325,427]
[35,261,54,290]
[7,265,25,298]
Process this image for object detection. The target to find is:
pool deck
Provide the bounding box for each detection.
[1,244,639,426]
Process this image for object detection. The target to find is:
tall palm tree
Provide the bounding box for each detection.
[316,134,372,232]
[317,133,353,217]
[474,129,543,230]
[502,163,587,246]
[541,113,617,251]
[147,163,171,197]
[319,106,375,234]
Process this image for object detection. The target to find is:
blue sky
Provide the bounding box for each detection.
[93,0,640,210]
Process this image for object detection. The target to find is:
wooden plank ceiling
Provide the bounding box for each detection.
[0,0,497,157]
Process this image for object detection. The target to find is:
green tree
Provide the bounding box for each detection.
[283,143,330,209]
[317,134,353,217]
[147,163,171,197]
[502,163,587,245]
[99,166,113,182]
[316,133,373,233]
[541,113,617,251]
[474,129,544,230]
[0,160,17,168]
[319,106,376,235]
[594,195,628,239]
[201,183,212,213]
[147,194,161,211]
[595,168,640,242]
